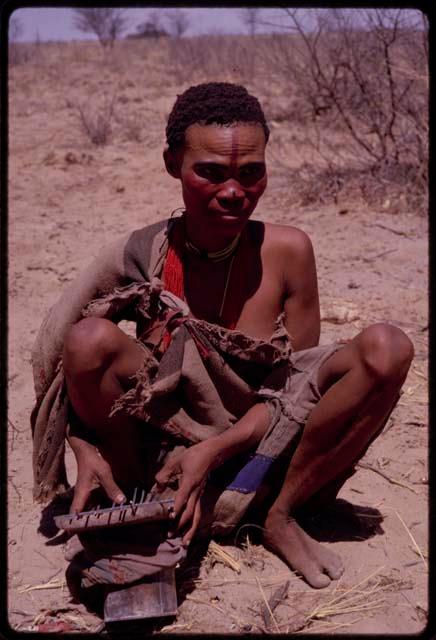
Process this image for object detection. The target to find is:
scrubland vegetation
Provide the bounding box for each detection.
[9,8,428,214]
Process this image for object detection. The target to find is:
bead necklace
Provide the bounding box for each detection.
[184,232,241,263]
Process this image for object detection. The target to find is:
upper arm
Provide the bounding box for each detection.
[281,228,320,350]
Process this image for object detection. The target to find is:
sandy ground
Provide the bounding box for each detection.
[7,39,428,633]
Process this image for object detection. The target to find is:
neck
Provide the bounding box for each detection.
[185,233,240,263]
[183,215,244,255]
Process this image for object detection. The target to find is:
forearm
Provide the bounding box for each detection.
[203,403,270,470]
[66,421,97,457]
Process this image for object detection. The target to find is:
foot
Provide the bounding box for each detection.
[263,510,344,588]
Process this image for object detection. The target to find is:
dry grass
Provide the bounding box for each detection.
[70,93,117,146]
[17,577,66,593]
[207,540,241,573]
[188,559,411,634]
[393,510,428,570]
[357,461,419,494]
[10,28,426,215]
[307,567,387,620]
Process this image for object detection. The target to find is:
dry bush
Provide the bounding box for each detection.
[8,16,32,66]
[72,8,129,49]
[165,35,259,85]
[240,8,262,36]
[263,8,428,213]
[69,94,117,146]
[9,42,33,66]
[164,9,190,38]
[67,89,161,147]
[278,161,425,213]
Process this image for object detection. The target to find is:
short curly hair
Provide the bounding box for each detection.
[166,82,270,150]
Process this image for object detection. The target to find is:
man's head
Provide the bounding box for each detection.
[164,83,270,245]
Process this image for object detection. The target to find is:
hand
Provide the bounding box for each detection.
[69,439,126,514]
[154,442,214,546]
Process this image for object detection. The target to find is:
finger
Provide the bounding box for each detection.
[70,479,91,514]
[182,498,202,547]
[168,489,196,538]
[155,458,177,489]
[173,474,198,516]
[98,467,126,504]
[177,489,199,533]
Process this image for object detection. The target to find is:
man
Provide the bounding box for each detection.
[32,82,413,590]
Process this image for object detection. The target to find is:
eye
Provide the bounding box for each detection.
[195,164,227,182]
[239,164,265,181]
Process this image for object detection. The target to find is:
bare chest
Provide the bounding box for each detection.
[184,254,284,341]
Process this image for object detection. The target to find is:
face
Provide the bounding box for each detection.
[165,123,268,240]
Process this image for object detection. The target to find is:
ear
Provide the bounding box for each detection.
[163,147,182,179]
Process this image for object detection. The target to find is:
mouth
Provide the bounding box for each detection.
[210,207,246,218]
[209,212,246,226]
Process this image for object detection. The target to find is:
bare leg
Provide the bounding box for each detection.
[63,317,149,487]
[264,323,414,588]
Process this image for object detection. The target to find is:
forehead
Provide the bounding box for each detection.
[183,123,266,160]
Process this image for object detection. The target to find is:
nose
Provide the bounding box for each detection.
[216,180,244,204]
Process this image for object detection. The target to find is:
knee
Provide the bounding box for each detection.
[358,323,414,383]
[63,317,120,375]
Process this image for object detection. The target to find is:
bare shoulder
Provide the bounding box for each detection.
[249,220,317,300]
[250,220,315,262]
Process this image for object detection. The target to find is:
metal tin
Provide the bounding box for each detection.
[104,568,178,622]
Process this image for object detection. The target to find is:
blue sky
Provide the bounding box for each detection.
[10,7,287,42]
[8,7,426,43]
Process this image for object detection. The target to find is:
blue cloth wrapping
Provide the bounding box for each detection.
[226,454,274,494]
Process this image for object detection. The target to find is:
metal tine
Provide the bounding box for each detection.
[145,489,156,503]
[140,489,145,504]
[130,487,138,514]
[73,498,175,519]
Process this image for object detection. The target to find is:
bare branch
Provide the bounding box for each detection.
[165,9,190,38]
[240,8,262,37]
[71,8,128,49]
[9,15,23,41]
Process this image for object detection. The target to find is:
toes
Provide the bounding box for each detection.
[324,550,344,580]
[302,563,331,589]
[326,562,344,580]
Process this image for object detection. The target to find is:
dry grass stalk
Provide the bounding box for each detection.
[32,612,46,626]
[307,566,387,622]
[255,576,281,633]
[160,622,193,632]
[393,510,428,570]
[18,577,66,593]
[208,540,241,573]
[411,366,427,382]
[298,616,364,634]
[411,547,428,560]
[357,461,419,494]
[194,571,296,589]
[398,399,427,407]
[62,614,91,630]
[260,580,290,631]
